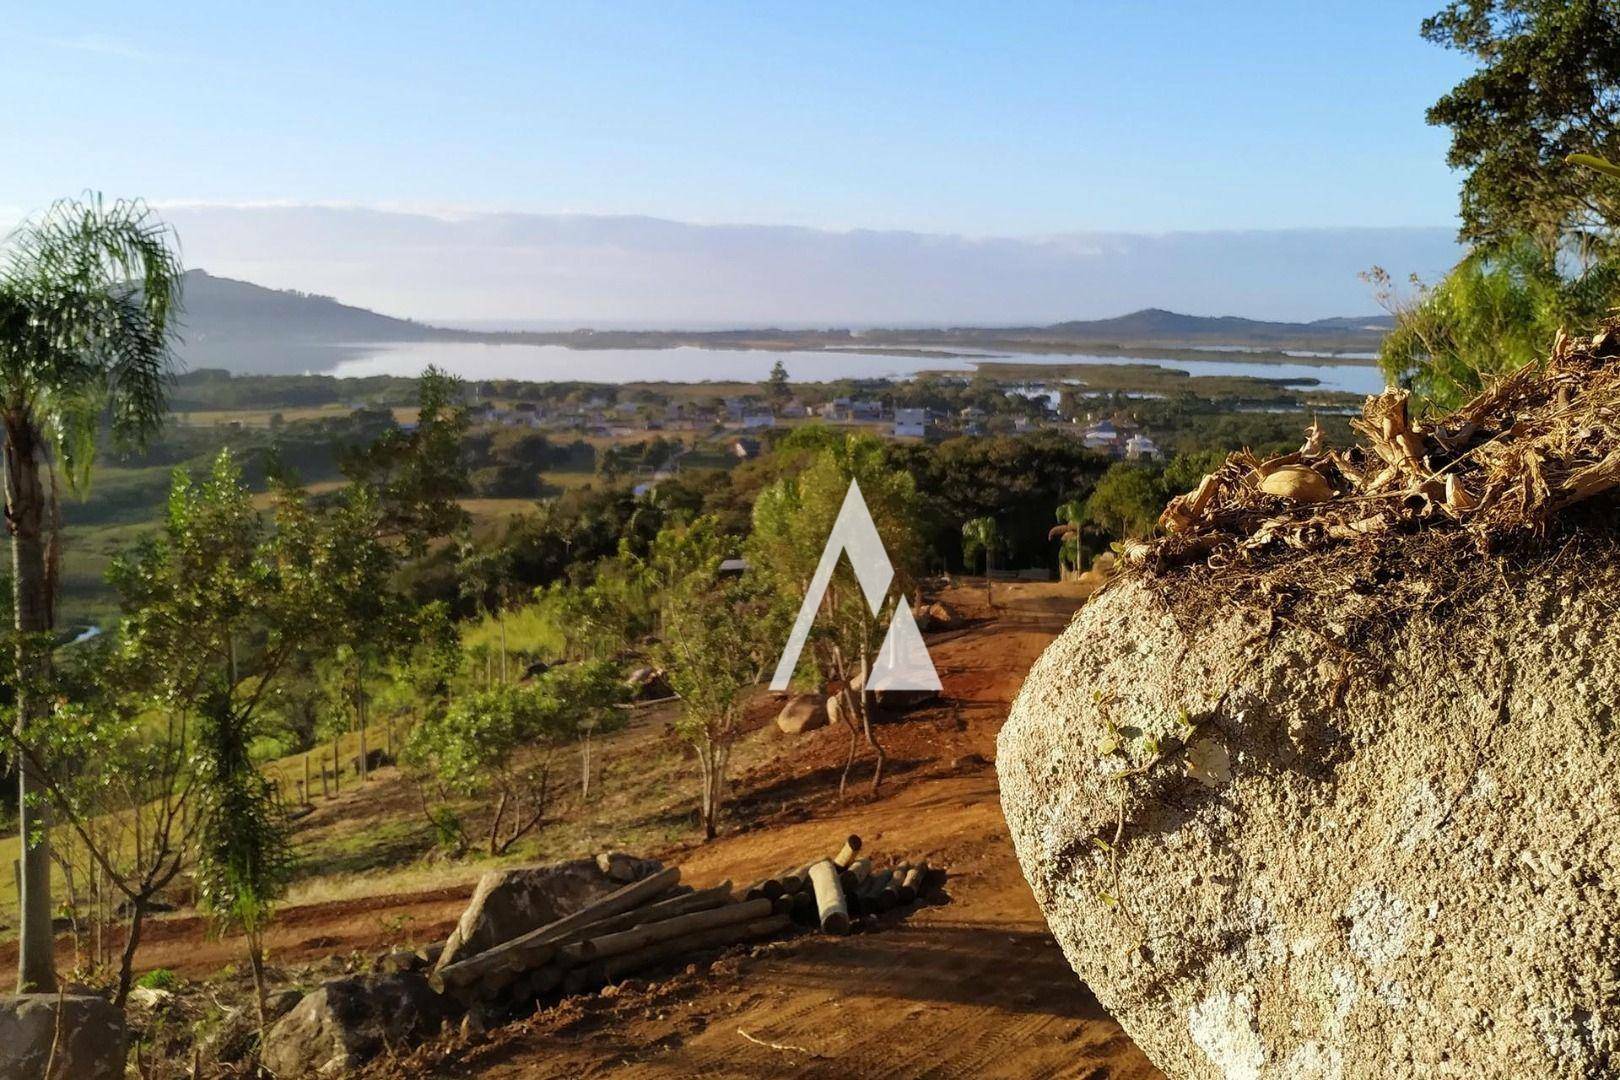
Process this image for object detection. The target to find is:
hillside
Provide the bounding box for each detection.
[174,270,442,374]
[171,269,1389,375]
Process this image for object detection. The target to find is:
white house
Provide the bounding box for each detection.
[1125,434,1163,461]
[893,407,929,438]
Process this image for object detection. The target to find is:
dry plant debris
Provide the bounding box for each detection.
[1142,319,1620,573]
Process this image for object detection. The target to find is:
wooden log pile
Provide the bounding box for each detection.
[427,835,946,1015]
[743,833,947,934]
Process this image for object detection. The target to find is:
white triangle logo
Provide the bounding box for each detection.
[768,479,941,693]
[868,596,942,692]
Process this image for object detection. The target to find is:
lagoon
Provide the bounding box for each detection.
[327,341,1386,396]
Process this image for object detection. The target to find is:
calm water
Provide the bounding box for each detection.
[327,341,1386,396]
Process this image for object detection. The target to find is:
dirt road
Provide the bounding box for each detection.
[373,583,1162,1079]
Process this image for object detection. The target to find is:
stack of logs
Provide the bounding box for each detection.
[429,835,944,1015]
[743,834,946,935]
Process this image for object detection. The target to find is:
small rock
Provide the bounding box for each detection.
[127,984,174,1010]
[776,693,828,735]
[377,948,424,974]
[597,851,663,883]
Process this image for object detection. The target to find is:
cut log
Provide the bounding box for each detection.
[431,865,681,993]
[744,877,785,902]
[838,857,872,894]
[562,913,790,994]
[561,882,732,941]
[562,897,774,963]
[808,860,850,934]
[900,862,928,904]
[860,869,896,913]
[832,836,863,869]
[789,889,816,925]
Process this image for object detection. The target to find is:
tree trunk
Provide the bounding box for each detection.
[113,897,148,1007]
[247,931,269,1035]
[7,412,57,993]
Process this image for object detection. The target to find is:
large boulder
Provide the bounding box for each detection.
[434,855,663,972]
[262,973,451,1077]
[0,993,126,1080]
[998,566,1620,1078]
[776,693,828,735]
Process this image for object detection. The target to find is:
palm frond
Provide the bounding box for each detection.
[0,194,184,486]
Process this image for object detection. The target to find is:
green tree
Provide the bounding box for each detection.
[5,643,201,1005]
[1369,244,1620,407]
[961,516,1000,606]
[748,434,921,795]
[405,662,624,854]
[656,572,768,839]
[340,365,471,553]
[766,359,791,405]
[1052,498,1086,577]
[1085,463,1163,540]
[0,196,182,992]
[111,451,332,1020]
[1422,0,1620,254]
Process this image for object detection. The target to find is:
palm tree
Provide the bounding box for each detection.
[961,516,1000,608]
[1050,497,1086,579]
[0,196,182,992]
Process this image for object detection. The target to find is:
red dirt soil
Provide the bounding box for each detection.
[6,581,1164,1079]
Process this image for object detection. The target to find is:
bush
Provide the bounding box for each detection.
[136,968,178,990]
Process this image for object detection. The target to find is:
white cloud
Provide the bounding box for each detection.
[152,203,1463,326]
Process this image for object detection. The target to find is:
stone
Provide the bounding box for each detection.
[0,993,126,1080]
[262,973,451,1077]
[624,666,672,700]
[435,856,661,971]
[997,565,1620,1078]
[127,984,174,1010]
[198,992,302,1067]
[776,693,828,735]
[377,947,424,974]
[825,687,858,729]
[596,850,663,883]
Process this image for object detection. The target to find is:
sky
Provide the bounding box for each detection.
[2,2,1477,321]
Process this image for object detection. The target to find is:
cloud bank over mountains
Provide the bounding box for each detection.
[156,204,1462,328]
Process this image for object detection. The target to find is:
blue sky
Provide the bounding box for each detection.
[4,1,1474,235]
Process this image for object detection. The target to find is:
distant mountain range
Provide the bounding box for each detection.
[172,270,1391,376]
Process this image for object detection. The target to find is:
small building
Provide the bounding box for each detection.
[820,397,852,421]
[850,400,884,422]
[1083,420,1122,454]
[742,412,776,430]
[1125,434,1163,461]
[731,438,761,460]
[893,407,930,439]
